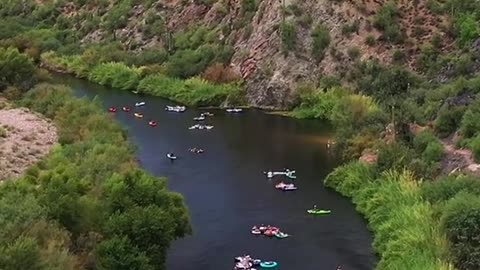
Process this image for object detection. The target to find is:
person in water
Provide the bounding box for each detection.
[336,265,342,270]
[313,204,317,210]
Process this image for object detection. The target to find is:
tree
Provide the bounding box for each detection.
[96,236,154,270]
[0,47,35,90]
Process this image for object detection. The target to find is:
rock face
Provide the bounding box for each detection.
[68,0,453,109]
[0,107,58,181]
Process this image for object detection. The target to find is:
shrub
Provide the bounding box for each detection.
[203,63,240,84]
[137,74,241,106]
[365,35,376,46]
[0,127,6,138]
[324,161,375,197]
[422,140,444,163]
[454,14,479,47]
[373,2,403,43]
[88,62,142,90]
[440,192,480,270]
[291,87,347,119]
[470,134,480,162]
[347,47,361,60]
[165,46,215,78]
[280,21,296,53]
[434,105,467,137]
[311,24,330,61]
[460,99,480,138]
[0,47,35,90]
[413,130,438,153]
[421,174,480,204]
[376,142,414,173]
[341,21,359,36]
[392,49,405,63]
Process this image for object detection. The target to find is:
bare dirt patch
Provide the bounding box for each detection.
[0,107,58,181]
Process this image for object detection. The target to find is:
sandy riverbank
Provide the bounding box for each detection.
[0,102,57,181]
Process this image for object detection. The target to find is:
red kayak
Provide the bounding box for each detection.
[108,107,117,113]
[148,121,157,127]
[122,106,130,112]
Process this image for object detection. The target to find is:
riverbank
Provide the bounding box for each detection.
[40,52,243,107]
[0,83,191,269]
[324,162,453,270]
[0,99,57,181]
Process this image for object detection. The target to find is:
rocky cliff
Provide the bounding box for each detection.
[53,0,453,109]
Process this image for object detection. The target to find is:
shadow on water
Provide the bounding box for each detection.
[53,74,377,270]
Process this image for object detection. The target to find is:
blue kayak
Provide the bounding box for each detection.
[260,261,278,268]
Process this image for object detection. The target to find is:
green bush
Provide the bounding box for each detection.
[165,46,215,78]
[435,105,467,137]
[311,24,330,61]
[0,47,35,90]
[376,142,414,173]
[470,134,480,161]
[291,87,346,119]
[454,14,479,47]
[373,2,403,43]
[440,192,480,270]
[88,62,142,90]
[421,174,480,204]
[280,21,296,53]
[341,21,359,36]
[365,35,376,46]
[460,99,480,139]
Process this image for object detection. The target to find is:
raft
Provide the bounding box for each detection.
[307,209,331,215]
[260,261,278,268]
[275,232,289,239]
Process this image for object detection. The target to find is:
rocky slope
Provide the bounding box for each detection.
[48,0,453,109]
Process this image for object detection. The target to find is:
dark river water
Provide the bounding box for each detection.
[56,75,376,270]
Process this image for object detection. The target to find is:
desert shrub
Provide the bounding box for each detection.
[311,24,330,61]
[88,62,142,90]
[280,21,296,53]
[373,2,403,43]
[460,99,480,139]
[365,35,376,46]
[203,63,240,84]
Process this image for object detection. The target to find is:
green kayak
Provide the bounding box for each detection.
[307,209,331,215]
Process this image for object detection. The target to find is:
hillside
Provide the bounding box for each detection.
[3,0,476,109]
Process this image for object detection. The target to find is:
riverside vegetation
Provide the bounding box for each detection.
[1,0,480,270]
[0,48,190,269]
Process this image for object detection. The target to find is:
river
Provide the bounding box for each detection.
[56,75,376,270]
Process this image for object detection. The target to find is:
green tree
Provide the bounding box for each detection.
[0,47,35,90]
[96,236,154,270]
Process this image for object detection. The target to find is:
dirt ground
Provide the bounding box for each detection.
[0,103,57,181]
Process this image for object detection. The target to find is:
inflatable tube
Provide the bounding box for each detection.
[253,259,262,266]
[108,107,116,113]
[260,261,278,268]
[135,102,145,107]
[134,113,143,118]
[122,106,130,112]
[148,121,157,127]
[275,232,289,239]
[166,154,177,160]
[251,229,262,235]
[307,209,331,215]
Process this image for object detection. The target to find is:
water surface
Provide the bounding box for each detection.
[57,75,376,270]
